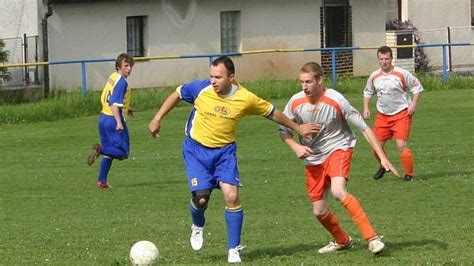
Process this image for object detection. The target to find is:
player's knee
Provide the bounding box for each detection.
[400,147,412,156]
[192,190,211,210]
[331,188,347,202]
[224,191,239,205]
[313,207,328,218]
[395,141,408,152]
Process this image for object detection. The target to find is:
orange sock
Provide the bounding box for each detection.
[400,148,414,176]
[341,194,377,241]
[317,210,350,245]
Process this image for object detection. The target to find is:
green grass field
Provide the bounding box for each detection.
[1,89,473,265]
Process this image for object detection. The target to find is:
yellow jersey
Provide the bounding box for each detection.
[100,72,131,119]
[177,79,274,148]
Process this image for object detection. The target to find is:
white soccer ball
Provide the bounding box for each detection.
[129,240,159,265]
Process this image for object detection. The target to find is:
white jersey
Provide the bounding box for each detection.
[364,66,423,115]
[279,89,368,165]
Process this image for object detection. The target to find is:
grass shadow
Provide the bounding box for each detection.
[377,239,449,257]
[124,180,183,187]
[206,244,317,262]
[415,170,473,180]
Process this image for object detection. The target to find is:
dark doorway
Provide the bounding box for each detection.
[320,0,353,76]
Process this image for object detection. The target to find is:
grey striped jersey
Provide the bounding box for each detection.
[279,89,368,165]
[364,66,424,115]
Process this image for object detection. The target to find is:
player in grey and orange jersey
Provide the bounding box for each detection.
[279,62,399,255]
[363,46,423,181]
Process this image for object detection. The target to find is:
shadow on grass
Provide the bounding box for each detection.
[377,239,448,257]
[415,170,473,180]
[204,239,448,262]
[206,244,318,262]
[125,180,183,187]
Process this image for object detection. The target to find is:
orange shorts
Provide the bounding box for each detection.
[374,109,412,142]
[305,149,353,202]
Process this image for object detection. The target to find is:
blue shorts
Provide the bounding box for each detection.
[183,137,240,192]
[98,113,129,160]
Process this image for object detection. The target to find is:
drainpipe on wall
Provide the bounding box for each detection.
[42,4,53,98]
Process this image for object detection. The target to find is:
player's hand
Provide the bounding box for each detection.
[407,104,417,116]
[293,144,313,160]
[128,107,135,117]
[148,119,161,138]
[116,121,124,132]
[363,109,371,120]
[380,159,399,177]
[297,123,320,138]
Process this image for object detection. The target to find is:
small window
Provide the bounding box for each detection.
[220,11,240,53]
[127,16,146,57]
[471,0,474,26]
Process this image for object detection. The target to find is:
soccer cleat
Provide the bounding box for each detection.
[368,236,385,254]
[404,174,414,181]
[318,237,353,254]
[190,225,204,251]
[373,167,387,180]
[87,144,101,166]
[228,245,244,263]
[96,181,112,189]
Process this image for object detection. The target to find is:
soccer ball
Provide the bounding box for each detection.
[129,240,159,265]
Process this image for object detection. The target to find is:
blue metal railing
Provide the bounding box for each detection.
[2,42,472,95]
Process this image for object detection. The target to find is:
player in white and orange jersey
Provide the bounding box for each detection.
[363,46,423,181]
[279,62,399,255]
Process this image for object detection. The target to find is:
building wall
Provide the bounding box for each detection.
[406,0,472,69]
[407,0,470,30]
[46,0,388,90]
[351,0,386,76]
[0,0,39,39]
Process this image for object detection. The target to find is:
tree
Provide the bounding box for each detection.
[0,39,10,86]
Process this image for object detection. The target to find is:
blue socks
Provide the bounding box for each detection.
[225,206,243,249]
[98,156,112,183]
[189,201,244,249]
[189,201,206,227]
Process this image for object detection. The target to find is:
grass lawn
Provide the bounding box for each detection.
[0,89,473,265]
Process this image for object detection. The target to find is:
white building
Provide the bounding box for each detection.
[42,0,387,90]
[2,0,473,90]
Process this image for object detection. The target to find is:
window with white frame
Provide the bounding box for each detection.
[220,11,240,53]
[127,16,147,57]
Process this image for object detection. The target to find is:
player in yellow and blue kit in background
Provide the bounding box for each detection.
[148,56,318,263]
[87,53,134,189]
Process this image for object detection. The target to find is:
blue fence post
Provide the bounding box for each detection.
[442,45,448,84]
[81,62,87,95]
[331,49,337,88]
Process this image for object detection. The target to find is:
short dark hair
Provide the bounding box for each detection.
[377,46,393,58]
[211,56,235,75]
[115,53,135,70]
[300,62,324,79]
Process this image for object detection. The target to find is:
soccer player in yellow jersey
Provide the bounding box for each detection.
[148,56,318,263]
[87,53,134,188]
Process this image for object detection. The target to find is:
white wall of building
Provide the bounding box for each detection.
[45,0,389,90]
[0,0,39,39]
[406,0,472,69]
[351,0,386,76]
[47,0,326,90]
